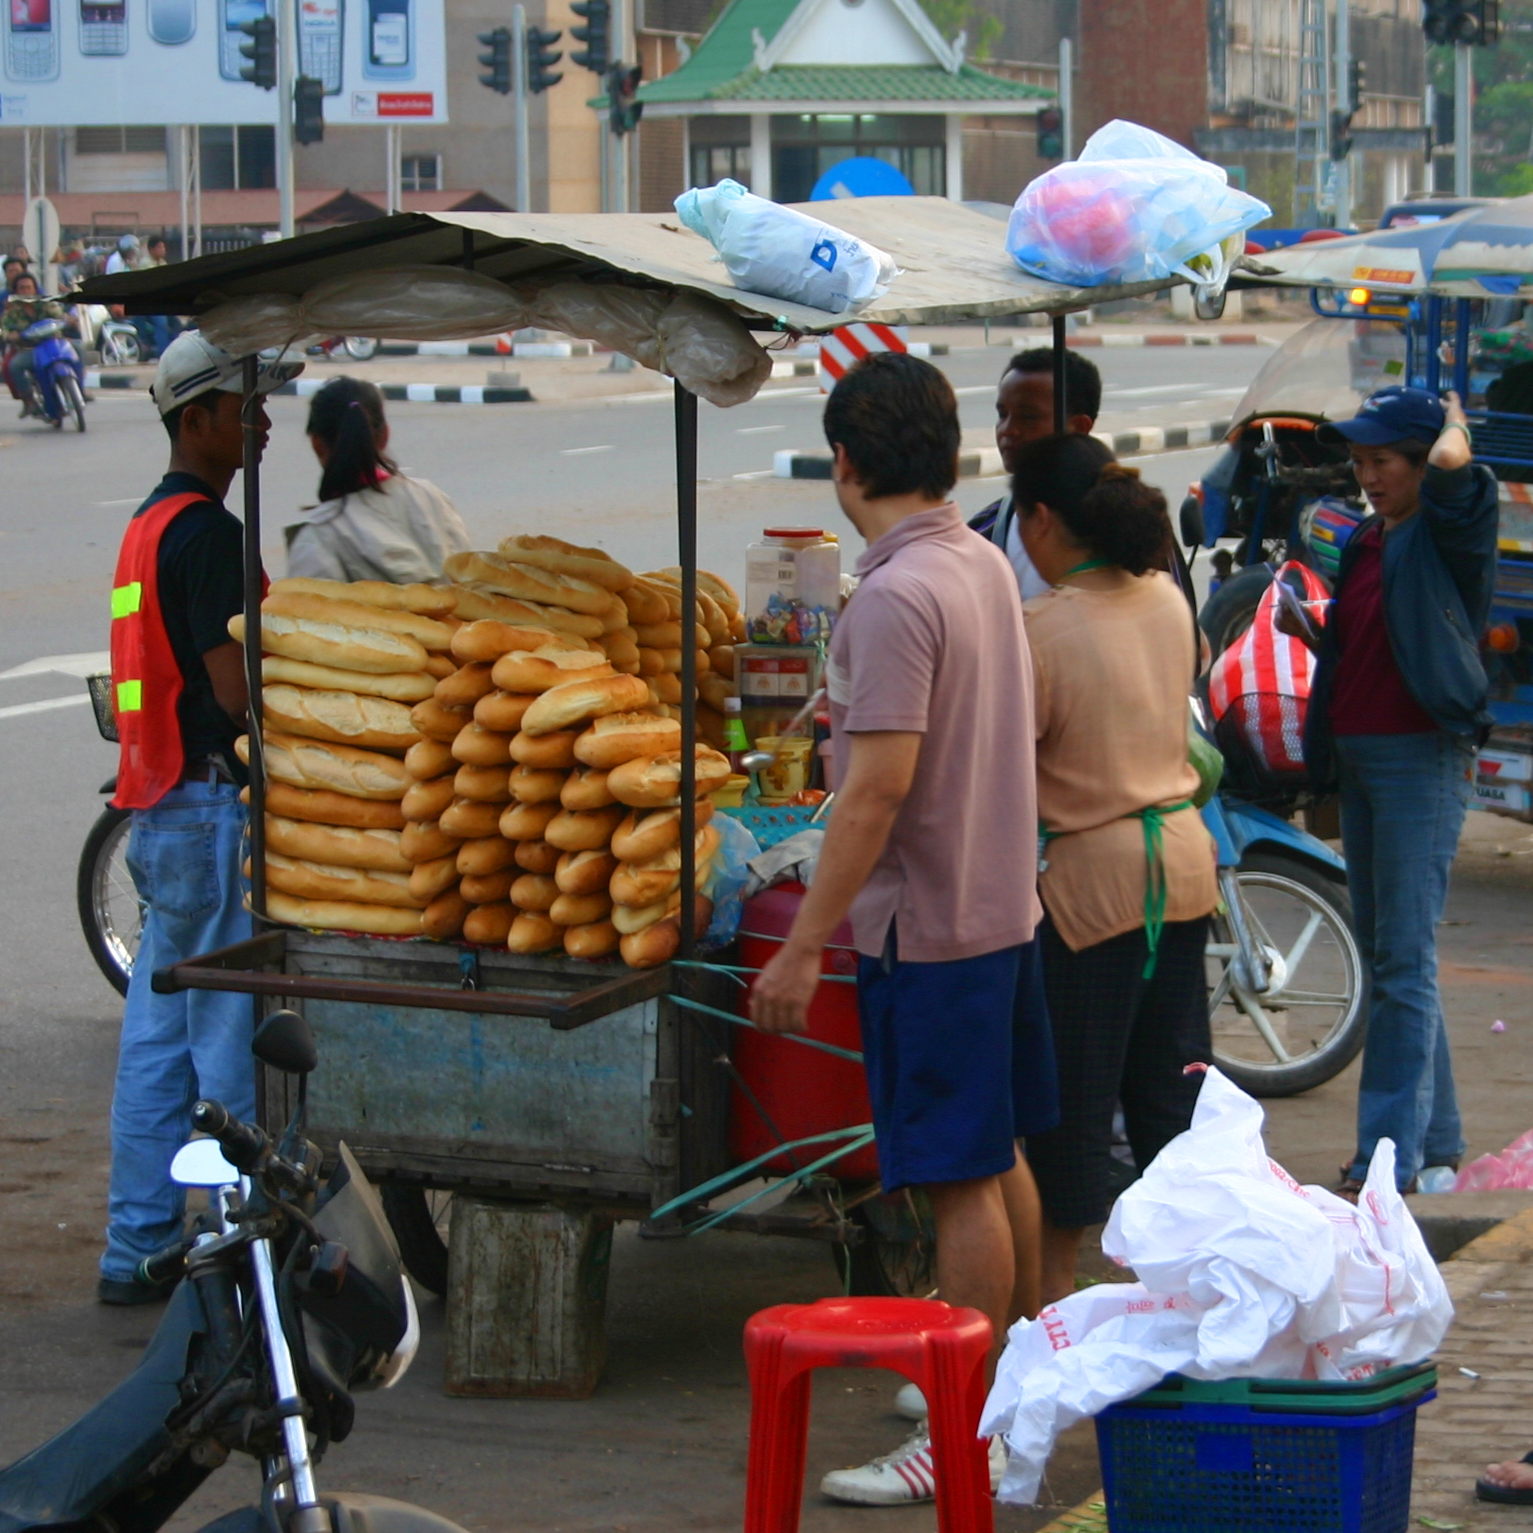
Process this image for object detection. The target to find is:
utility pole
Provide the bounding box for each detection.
[512,4,529,213]
[1058,36,1072,159]
[276,0,295,237]
[1332,0,1351,228]
[1454,41,1472,194]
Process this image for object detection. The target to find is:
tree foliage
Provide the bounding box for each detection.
[916,0,1002,61]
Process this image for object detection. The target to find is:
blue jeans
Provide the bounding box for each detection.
[1337,731,1474,1189]
[102,779,254,1281]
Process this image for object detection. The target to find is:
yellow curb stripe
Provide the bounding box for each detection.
[1031,1493,1109,1532]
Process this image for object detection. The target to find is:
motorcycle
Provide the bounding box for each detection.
[0,1007,472,1533]
[79,302,144,365]
[308,337,379,363]
[80,674,138,996]
[18,316,88,432]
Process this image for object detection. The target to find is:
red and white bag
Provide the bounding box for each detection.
[1207,562,1329,785]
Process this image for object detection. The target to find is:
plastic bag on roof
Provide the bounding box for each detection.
[304,265,528,338]
[197,293,311,355]
[675,179,896,313]
[517,280,773,407]
[1005,119,1270,289]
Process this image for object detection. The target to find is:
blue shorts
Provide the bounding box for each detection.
[856,933,1059,1193]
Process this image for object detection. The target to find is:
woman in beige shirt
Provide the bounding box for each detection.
[1013,434,1219,1304]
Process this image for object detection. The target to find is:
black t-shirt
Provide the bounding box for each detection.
[133,471,246,779]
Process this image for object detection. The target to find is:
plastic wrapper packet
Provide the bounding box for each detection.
[675,179,897,314]
[1006,119,1270,290]
[981,1067,1453,1505]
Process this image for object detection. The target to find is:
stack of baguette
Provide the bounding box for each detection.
[231,577,460,937]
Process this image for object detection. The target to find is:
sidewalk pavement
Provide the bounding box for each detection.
[1033,1202,1533,1533]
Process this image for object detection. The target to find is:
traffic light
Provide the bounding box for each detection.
[238,14,277,90]
[294,75,324,144]
[1422,0,1498,44]
[1329,108,1353,161]
[606,61,642,134]
[477,26,512,94]
[570,0,610,74]
[1348,59,1365,114]
[526,25,563,94]
[1036,105,1063,160]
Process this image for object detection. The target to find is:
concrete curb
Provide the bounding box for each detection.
[1070,332,1270,348]
[86,371,535,404]
[773,421,1232,479]
[374,339,593,358]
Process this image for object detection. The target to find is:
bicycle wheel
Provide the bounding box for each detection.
[832,1191,937,1298]
[380,1184,452,1295]
[78,806,140,996]
[1207,851,1366,1097]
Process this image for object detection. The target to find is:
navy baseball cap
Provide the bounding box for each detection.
[1317,386,1445,447]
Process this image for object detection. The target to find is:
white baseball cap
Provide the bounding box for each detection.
[151,331,304,417]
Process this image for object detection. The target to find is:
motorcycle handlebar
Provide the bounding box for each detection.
[192,1099,269,1175]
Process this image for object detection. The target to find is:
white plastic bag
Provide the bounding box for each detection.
[1006,119,1270,288]
[675,179,896,313]
[981,1068,1453,1505]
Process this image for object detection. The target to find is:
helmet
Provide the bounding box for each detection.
[118,234,141,253]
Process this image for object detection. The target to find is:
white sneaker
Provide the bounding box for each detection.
[820,1426,1006,1506]
[893,1381,929,1421]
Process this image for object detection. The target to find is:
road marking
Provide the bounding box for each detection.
[95,497,140,508]
[0,650,110,681]
[0,695,90,721]
[1110,384,1192,398]
[560,444,614,456]
[737,424,785,435]
[733,469,776,480]
[953,384,997,397]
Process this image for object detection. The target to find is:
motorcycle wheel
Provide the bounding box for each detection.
[831,1191,937,1298]
[380,1184,452,1296]
[62,374,86,433]
[1198,562,1273,655]
[78,805,139,996]
[103,329,141,366]
[343,337,379,361]
[1207,851,1366,1097]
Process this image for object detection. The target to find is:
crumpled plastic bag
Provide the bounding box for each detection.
[1455,1128,1533,1190]
[675,179,896,313]
[702,813,761,946]
[981,1067,1452,1505]
[1006,119,1270,289]
[742,827,825,899]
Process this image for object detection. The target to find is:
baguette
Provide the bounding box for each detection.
[410,698,471,744]
[254,781,406,830]
[400,819,463,863]
[649,672,683,706]
[422,887,470,940]
[544,804,625,853]
[439,798,507,840]
[560,766,616,811]
[520,672,650,736]
[610,802,715,864]
[549,890,611,927]
[508,730,579,770]
[696,704,727,751]
[572,711,681,770]
[265,815,410,874]
[513,838,561,875]
[443,551,613,616]
[620,919,680,969]
[463,902,516,946]
[457,836,518,877]
[450,723,517,768]
[232,612,427,676]
[451,619,573,665]
[499,801,559,841]
[611,895,676,935]
[698,672,735,713]
[460,869,514,904]
[506,912,562,954]
[609,826,720,908]
[509,873,559,914]
[606,746,731,808]
[620,578,671,627]
[708,643,736,678]
[473,690,536,733]
[262,684,418,754]
[433,661,497,708]
[648,566,741,615]
[563,919,619,960]
[262,589,451,651]
[266,889,424,937]
[423,654,456,680]
[262,655,436,703]
[600,632,641,675]
[508,764,567,804]
[491,644,614,696]
[448,585,605,639]
[262,850,422,909]
[633,620,685,649]
[239,732,410,801]
[495,534,634,593]
[454,763,513,803]
[408,853,461,903]
[554,848,618,897]
[269,576,456,619]
[404,738,457,781]
[401,776,456,823]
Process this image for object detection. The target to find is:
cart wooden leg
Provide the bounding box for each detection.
[443,1197,615,1399]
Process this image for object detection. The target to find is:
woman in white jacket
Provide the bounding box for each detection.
[285,376,471,583]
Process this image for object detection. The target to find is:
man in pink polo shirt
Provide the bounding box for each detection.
[752,351,1057,1507]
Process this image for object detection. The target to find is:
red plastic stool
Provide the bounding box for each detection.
[742,1296,995,1532]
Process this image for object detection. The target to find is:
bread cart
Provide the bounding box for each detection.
[81,204,1183,1396]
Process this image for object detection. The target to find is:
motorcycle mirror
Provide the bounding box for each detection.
[171,1138,240,1188]
[1178,493,1206,550]
[1193,287,1227,322]
[252,1009,319,1076]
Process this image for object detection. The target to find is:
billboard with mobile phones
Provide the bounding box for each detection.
[0,0,444,124]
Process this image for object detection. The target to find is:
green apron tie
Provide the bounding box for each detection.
[1040,799,1194,979]
[1061,557,1110,578]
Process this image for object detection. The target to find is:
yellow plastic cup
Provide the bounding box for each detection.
[711,774,750,809]
[755,735,813,800]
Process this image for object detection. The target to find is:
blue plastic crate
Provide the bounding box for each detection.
[1095,1386,1434,1533]
[722,803,823,849]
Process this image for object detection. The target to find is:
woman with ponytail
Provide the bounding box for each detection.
[285,376,470,582]
[1012,434,1219,1303]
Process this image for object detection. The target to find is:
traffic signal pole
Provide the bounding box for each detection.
[513,4,530,213]
[277,0,295,236]
[1058,37,1072,159]
[1454,41,1472,194]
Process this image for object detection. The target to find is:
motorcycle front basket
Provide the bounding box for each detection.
[87,673,120,743]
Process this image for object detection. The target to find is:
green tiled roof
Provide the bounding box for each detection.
[641,61,1051,104]
[642,0,801,101]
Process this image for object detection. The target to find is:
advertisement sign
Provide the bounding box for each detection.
[0,0,445,126]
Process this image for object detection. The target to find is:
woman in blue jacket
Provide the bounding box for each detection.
[1297,386,1498,1198]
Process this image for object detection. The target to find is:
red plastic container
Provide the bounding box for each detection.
[731,883,879,1181]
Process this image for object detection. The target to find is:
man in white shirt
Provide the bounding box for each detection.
[968,348,1102,598]
[104,234,142,276]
